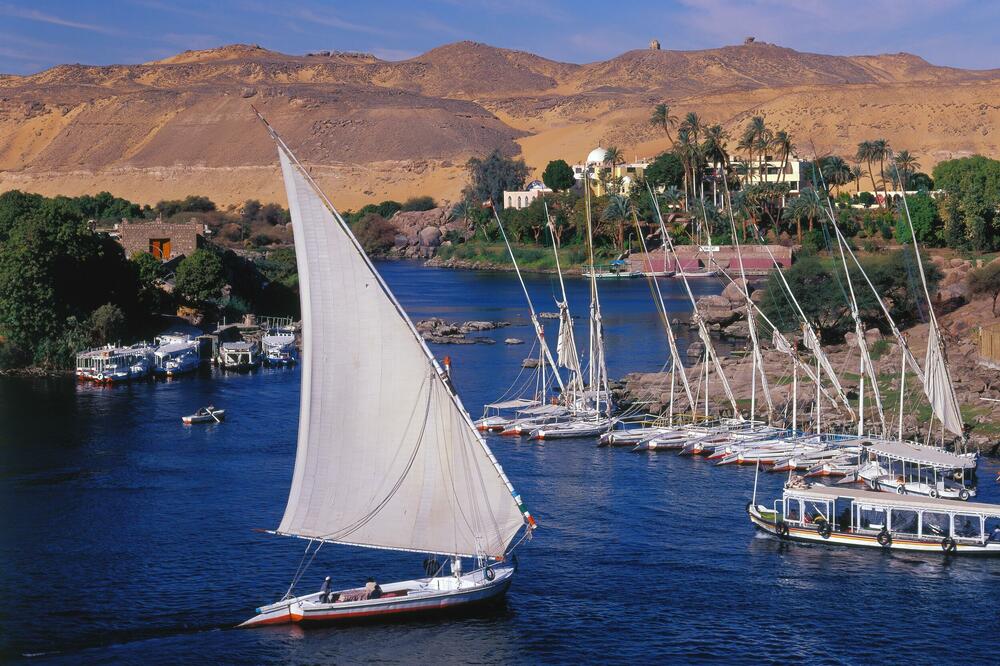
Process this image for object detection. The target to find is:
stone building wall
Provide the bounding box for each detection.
[119,221,201,260]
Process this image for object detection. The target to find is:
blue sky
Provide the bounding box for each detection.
[1,0,997,75]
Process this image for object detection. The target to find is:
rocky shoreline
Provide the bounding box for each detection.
[415,318,511,344]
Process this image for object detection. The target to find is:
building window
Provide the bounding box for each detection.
[150,238,171,260]
[789,181,798,191]
[507,196,512,208]
[517,196,522,208]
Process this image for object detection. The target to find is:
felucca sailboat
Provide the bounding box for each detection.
[241,112,536,627]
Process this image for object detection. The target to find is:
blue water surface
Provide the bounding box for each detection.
[1,262,998,664]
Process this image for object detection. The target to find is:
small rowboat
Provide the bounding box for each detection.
[182,406,225,424]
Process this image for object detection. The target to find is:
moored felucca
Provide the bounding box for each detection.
[240,111,536,628]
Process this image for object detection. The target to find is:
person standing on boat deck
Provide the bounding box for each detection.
[990,526,1000,542]
[319,576,332,603]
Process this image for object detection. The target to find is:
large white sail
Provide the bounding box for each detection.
[274,144,527,558]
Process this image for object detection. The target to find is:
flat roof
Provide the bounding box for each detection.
[863,439,976,469]
[786,484,1000,515]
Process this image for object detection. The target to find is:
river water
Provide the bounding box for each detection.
[2,262,998,664]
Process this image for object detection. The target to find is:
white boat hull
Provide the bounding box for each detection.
[748,505,1000,556]
[240,566,514,627]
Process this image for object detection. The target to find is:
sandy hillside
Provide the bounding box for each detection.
[0,41,997,209]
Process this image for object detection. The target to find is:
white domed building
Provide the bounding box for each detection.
[573,146,651,197]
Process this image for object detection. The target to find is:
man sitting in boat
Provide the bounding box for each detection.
[332,577,382,603]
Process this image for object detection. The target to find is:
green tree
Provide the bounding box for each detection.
[644,153,685,191]
[87,303,127,345]
[241,199,262,224]
[894,191,940,245]
[0,195,141,367]
[968,262,1000,315]
[352,213,399,255]
[175,249,225,305]
[601,194,634,252]
[401,196,437,212]
[542,159,576,191]
[932,156,1000,251]
[463,150,530,209]
[909,172,934,190]
[131,251,163,287]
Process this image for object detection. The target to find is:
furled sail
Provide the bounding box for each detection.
[274,142,527,558]
[924,323,964,438]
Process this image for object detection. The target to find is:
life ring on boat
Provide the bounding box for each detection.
[877,529,892,548]
[872,479,881,492]
[777,522,790,539]
[941,537,957,554]
[959,489,970,501]
[896,485,906,495]
[929,488,939,499]
[818,521,832,539]
[484,566,496,581]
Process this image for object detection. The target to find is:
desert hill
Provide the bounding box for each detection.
[0,40,997,209]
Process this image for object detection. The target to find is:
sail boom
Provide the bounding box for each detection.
[273,530,520,560]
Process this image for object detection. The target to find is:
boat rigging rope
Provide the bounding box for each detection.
[284,539,325,599]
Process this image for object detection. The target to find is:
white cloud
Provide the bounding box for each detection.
[0,3,118,35]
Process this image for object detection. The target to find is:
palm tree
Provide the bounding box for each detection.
[741,116,768,184]
[870,138,890,205]
[850,163,865,194]
[821,155,851,195]
[601,146,625,195]
[673,127,697,211]
[680,113,704,201]
[773,130,794,184]
[602,194,634,253]
[661,185,684,209]
[782,188,824,245]
[893,150,920,191]
[650,103,678,145]
[855,141,880,201]
[701,124,730,206]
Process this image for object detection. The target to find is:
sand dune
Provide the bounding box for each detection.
[0,40,996,209]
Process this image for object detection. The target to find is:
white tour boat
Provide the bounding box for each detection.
[240,113,536,628]
[857,440,977,500]
[749,483,1000,556]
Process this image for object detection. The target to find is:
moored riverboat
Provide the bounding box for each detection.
[748,483,1000,555]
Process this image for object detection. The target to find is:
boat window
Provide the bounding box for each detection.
[858,505,886,531]
[890,509,919,536]
[803,500,829,524]
[785,498,801,523]
[953,514,981,540]
[921,511,950,538]
[985,517,1000,542]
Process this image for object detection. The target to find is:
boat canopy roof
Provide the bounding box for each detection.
[519,404,567,416]
[221,341,254,350]
[785,484,1000,516]
[155,341,198,355]
[862,439,976,469]
[486,398,540,410]
[262,334,295,345]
